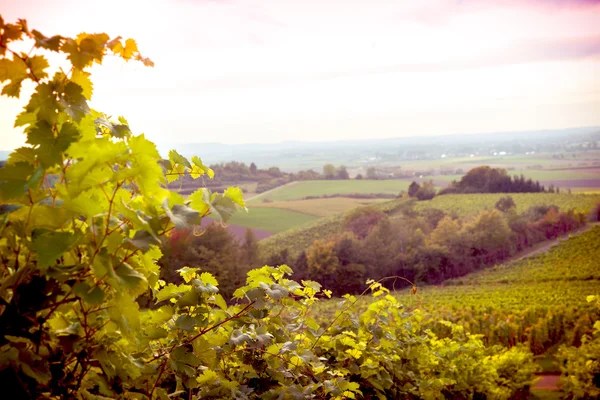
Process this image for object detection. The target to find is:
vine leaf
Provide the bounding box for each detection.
[29,229,80,267]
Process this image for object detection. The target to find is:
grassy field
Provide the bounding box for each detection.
[414,192,600,217]
[223,207,320,233]
[248,180,412,203]
[251,197,387,217]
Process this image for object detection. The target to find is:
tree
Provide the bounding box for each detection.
[416,180,436,200]
[462,209,513,264]
[495,196,516,213]
[343,205,386,239]
[366,167,378,180]
[307,240,339,276]
[323,163,336,179]
[430,216,462,250]
[161,224,243,297]
[241,228,260,268]
[355,173,363,180]
[408,181,421,197]
[336,165,349,180]
[249,162,258,175]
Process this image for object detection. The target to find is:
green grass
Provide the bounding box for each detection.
[249,180,412,203]
[224,207,320,233]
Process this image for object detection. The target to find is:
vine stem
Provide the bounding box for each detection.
[149,302,254,397]
[148,299,255,361]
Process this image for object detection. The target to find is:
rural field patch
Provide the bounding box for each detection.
[251,197,387,217]
[414,193,600,218]
[248,180,412,203]
[224,207,320,233]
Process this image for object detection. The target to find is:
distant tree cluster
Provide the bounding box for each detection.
[407,180,437,200]
[439,166,549,194]
[323,164,350,180]
[160,225,261,298]
[262,199,586,295]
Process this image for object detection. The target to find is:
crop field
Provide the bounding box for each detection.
[414,192,600,217]
[251,197,387,217]
[247,180,412,203]
[222,207,320,233]
[311,226,600,356]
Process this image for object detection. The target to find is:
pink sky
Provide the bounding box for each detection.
[1,0,600,150]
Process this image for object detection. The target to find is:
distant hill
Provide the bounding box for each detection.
[159,126,600,171]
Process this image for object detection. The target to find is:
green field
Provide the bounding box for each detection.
[224,207,320,233]
[251,197,387,217]
[511,168,600,182]
[248,180,411,203]
[414,192,600,217]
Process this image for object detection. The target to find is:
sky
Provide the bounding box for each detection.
[1,0,600,150]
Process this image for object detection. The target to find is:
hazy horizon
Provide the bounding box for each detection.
[2,0,600,151]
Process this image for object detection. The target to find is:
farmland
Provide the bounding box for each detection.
[247,179,412,203]
[414,192,600,217]
[222,207,320,233]
[251,197,387,217]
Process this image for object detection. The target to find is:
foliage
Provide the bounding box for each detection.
[307,240,339,275]
[415,180,437,201]
[556,295,600,399]
[408,181,420,198]
[343,205,386,239]
[440,166,545,194]
[495,196,516,212]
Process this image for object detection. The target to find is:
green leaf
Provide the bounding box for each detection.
[31,30,62,52]
[200,272,219,287]
[73,282,105,305]
[126,230,161,251]
[155,283,191,303]
[59,81,90,121]
[230,329,252,345]
[27,55,49,80]
[29,229,79,267]
[113,262,147,289]
[177,267,199,283]
[211,294,227,310]
[175,315,196,332]
[168,149,191,168]
[188,188,211,217]
[0,54,28,97]
[210,194,238,223]
[223,186,246,209]
[71,68,93,99]
[164,202,202,229]
[145,326,168,339]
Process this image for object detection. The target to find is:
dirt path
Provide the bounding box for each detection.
[506,222,599,265]
[246,181,299,203]
[535,375,560,391]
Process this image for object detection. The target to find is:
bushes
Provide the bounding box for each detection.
[557,295,600,399]
[343,205,386,239]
